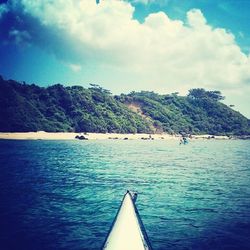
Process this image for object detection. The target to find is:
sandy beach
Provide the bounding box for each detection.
[0,131,176,140]
[0,131,232,140]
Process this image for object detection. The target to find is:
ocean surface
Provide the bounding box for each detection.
[0,139,249,250]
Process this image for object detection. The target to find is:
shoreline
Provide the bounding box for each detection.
[0,131,244,140]
[0,132,175,140]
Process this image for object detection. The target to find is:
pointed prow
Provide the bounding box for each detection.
[102,191,152,250]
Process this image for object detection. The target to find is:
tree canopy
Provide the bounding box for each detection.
[188,88,225,101]
[0,77,249,135]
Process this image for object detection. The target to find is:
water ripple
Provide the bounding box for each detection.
[0,140,249,249]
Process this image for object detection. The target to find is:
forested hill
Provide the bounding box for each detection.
[0,77,249,135]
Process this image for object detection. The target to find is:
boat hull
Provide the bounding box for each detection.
[102,191,152,250]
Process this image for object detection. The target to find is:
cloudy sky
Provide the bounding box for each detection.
[0,0,250,117]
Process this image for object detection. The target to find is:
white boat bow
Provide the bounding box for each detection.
[102,191,152,250]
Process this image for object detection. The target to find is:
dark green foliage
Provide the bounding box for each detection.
[188,88,225,101]
[119,90,249,135]
[0,78,152,133]
[0,77,249,135]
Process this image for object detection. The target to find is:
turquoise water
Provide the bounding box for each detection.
[0,139,249,250]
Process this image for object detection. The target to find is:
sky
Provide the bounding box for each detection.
[0,0,250,118]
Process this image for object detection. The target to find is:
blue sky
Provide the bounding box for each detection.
[0,0,250,117]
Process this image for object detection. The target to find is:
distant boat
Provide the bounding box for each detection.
[102,191,152,250]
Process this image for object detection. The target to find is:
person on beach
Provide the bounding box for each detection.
[179,137,184,145]
[183,137,188,144]
[180,136,188,145]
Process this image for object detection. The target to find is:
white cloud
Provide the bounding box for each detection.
[187,9,207,27]
[8,0,250,99]
[69,63,82,72]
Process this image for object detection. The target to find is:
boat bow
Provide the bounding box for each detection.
[102,191,152,250]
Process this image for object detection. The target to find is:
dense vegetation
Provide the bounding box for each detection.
[0,77,151,133]
[117,89,250,135]
[0,76,249,135]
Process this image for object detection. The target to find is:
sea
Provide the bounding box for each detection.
[0,139,249,250]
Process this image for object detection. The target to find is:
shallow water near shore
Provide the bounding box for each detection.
[0,139,249,250]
